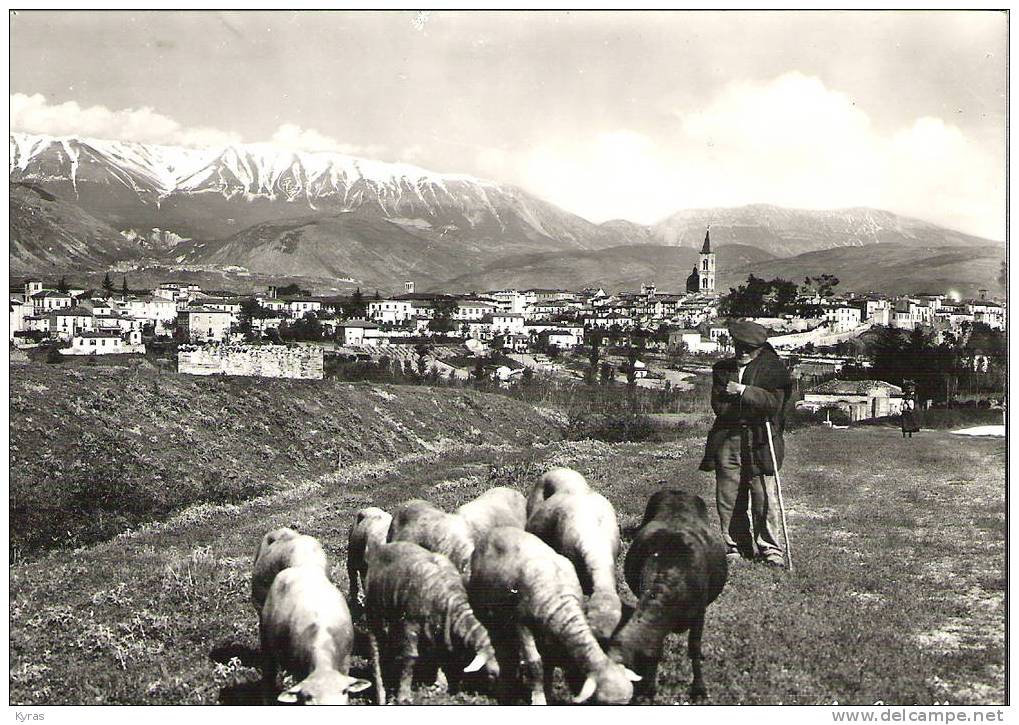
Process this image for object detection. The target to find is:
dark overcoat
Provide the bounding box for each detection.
[698,343,794,477]
[901,399,922,433]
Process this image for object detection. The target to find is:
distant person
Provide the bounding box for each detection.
[901,395,921,438]
[699,321,793,568]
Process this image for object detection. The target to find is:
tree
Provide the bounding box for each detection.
[586,332,601,385]
[522,366,534,385]
[473,357,486,381]
[56,276,69,293]
[720,274,804,318]
[276,283,310,297]
[345,288,367,319]
[626,345,639,387]
[999,260,1007,290]
[373,289,382,301]
[428,297,459,333]
[600,360,615,385]
[102,272,114,294]
[415,343,431,377]
[121,276,129,296]
[803,274,841,298]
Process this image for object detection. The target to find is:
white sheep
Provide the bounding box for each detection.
[468,526,640,705]
[251,527,327,615]
[456,486,527,543]
[364,541,499,704]
[387,499,474,577]
[346,507,393,617]
[525,466,592,518]
[259,564,371,704]
[526,490,623,643]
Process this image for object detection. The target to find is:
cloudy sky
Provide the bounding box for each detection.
[10,10,1007,239]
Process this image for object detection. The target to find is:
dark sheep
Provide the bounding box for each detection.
[606,489,728,703]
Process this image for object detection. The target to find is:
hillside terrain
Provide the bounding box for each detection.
[436,243,776,293]
[655,204,999,257]
[9,132,1003,294]
[9,363,556,557]
[716,243,1007,297]
[9,182,144,274]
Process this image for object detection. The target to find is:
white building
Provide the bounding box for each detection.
[63,331,145,356]
[455,300,499,321]
[126,296,179,335]
[31,291,73,314]
[367,299,414,323]
[800,379,904,422]
[9,300,30,341]
[488,290,530,315]
[669,329,718,355]
[285,298,323,317]
[823,305,863,333]
[181,308,233,342]
[492,313,526,336]
[968,300,1006,329]
[336,320,383,346]
[49,306,95,340]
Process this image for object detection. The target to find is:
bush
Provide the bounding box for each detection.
[565,412,660,443]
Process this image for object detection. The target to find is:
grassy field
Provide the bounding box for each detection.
[9,414,1005,705]
[9,364,557,558]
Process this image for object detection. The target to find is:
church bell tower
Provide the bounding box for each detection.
[698,227,716,295]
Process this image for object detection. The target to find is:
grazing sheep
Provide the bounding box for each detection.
[525,466,592,518]
[364,541,499,704]
[251,527,327,614]
[606,489,728,703]
[456,487,527,542]
[346,507,393,617]
[526,490,623,643]
[387,499,474,576]
[260,565,371,704]
[468,526,640,705]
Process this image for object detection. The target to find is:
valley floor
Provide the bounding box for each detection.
[9,426,1005,705]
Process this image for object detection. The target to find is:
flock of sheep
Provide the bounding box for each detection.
[250,466,728,705]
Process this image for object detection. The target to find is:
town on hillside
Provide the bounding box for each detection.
[9,230,1007,424]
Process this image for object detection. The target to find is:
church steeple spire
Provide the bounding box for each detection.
[701,227,712,254]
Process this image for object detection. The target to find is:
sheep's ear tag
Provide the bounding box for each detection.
[625,668,642,682]
[574,675,597,703]
[463,652,488,673]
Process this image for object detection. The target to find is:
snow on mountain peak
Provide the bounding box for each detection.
[9,131,497,199]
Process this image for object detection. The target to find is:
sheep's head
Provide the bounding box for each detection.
[574,660,641,704]
[277,672,371,705]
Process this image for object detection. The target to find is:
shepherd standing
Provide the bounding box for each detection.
[699,321,794,568]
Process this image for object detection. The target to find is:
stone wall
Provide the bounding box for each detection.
[177,343,324,380]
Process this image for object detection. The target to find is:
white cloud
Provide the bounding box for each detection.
[10,93,241,147]
[513,72,1004,240]
[269,123,384,157]
[9,94,384,159]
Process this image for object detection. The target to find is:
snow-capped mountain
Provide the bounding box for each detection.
[8,132,1002,289]
[9,132,628,251]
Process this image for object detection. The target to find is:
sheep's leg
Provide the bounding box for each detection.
[632,653,659,703]
[517,625,546,705]
[688,613,707,702]
[486,624,521,704]
[367,629,386,706]
[394,621,421,703]
[258,627,278,704]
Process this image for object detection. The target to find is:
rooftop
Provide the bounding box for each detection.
[810,379,904,396]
